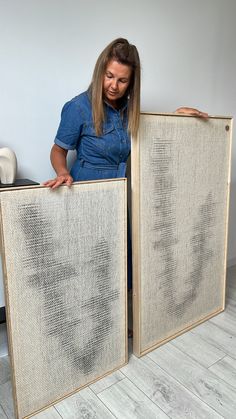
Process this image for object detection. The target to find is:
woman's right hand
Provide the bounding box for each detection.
[43,144,73,189]
[43,173,73,189]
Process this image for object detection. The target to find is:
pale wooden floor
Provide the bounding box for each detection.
[0,266,236,419]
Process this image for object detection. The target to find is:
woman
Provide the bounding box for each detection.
[44,38,208,336]
[44,37,208,189]
[44,38,140,188]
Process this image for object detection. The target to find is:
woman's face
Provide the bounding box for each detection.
[103,60,132,107]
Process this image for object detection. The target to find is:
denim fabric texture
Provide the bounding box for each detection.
[55,91,131,181]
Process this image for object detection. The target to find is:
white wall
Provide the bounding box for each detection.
[0,0,236,305]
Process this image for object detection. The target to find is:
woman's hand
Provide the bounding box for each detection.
[175,107,208,118]
[43,173,73,189]
[43,144,73,189]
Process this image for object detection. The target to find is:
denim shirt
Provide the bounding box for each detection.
[54,91,131,181]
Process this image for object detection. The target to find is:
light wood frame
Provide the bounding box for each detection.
[131,113,233,357]
[0,179,127,419]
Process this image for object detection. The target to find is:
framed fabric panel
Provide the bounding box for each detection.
[132,114,232,357]
[0,179,127,419]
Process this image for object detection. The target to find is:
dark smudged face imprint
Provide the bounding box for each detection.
[18,203,119,375]
[151,138,215,316]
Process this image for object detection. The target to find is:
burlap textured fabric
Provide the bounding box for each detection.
[132,114,232,356]
[0,179,127,418]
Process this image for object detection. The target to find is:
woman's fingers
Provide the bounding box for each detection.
[175,107,209,118]
[42,174,73,189]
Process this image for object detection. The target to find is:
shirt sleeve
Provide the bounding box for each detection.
[54,99,84,150]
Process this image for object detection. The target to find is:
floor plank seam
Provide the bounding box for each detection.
[145,350,233,418]
[97,375,171,419]
[0,403,8,419]
[53,405,64,419]
[191,323,235,356]
[168,340,224,370]
[119,364,216,418]
[89,374,126,395]
[88,386,118,418]
[206,354,228,369]
[169,337,228,371]
[144,355,204,408]
[95,383,147,419]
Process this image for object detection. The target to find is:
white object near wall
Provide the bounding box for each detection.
[0,147,17,184]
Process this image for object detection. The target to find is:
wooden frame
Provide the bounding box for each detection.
[0,179,127,419]
[132,113,233,357]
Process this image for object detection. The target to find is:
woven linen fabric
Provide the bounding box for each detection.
[0,180,127,418]
[133,114,232,356]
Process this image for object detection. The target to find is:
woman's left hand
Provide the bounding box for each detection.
[175,107,208,118]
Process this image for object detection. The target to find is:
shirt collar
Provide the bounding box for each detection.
[104,96,128,113]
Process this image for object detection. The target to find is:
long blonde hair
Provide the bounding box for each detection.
[90,38,141,137]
